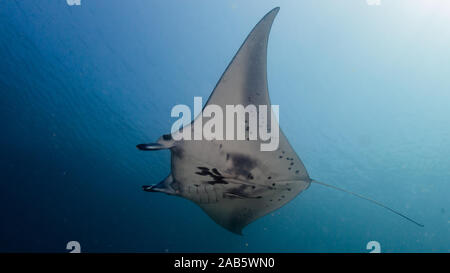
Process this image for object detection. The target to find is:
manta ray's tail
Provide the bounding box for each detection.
[311,179,424,227]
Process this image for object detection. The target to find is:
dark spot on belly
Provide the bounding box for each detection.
[287,188,291,191]
[208,180,228,185]
[272,183,275,186]
[212,168,221,176]
[196,167,211,176]
[197,167,228,185]
[279,156,283,158]
[290,162,294,166]
[228,153,258,177]
[219,144,223,149]
[295,170,299,174]
[267,176,272,180]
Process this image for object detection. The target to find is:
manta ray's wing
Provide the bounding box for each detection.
[162,8,311,235]
[202,7,277,108]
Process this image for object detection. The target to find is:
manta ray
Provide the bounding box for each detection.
[137,7,423,234]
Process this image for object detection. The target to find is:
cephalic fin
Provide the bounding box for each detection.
[142,174,177,195]
[136,143,165,151]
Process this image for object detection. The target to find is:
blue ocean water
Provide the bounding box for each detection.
[0,0,449,253]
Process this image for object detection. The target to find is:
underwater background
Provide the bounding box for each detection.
[0,0,449,253]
